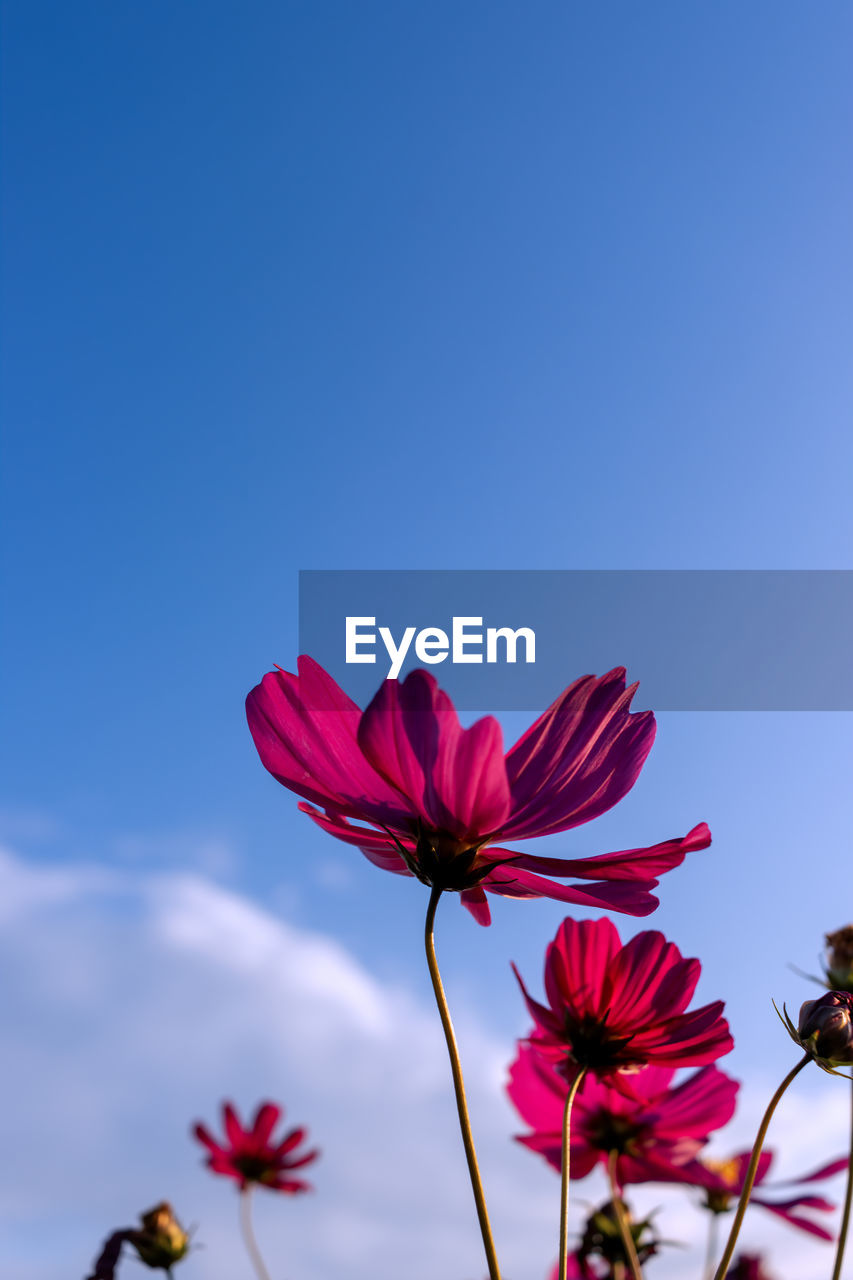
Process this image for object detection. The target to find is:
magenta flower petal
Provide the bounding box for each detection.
[777,1155,849,1185]
[752,1196,836,1240]
[501,669,656,840]
[488,866,662,915]
[251,1103,282,1147]
[460,886,492,926]
[358,671,511,839]
[511,823,712,882]
[247,659,409,827]
[223,1102,245,1148]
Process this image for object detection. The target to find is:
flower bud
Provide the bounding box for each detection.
[129,1203,189,1270]
[579,1200,659,1267]
[825,926,853,993]
[797,992,853,1069]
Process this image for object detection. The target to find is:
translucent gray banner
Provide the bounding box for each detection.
[298,570,853,710]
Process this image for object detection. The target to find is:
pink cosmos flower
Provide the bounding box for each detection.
[684,1148,848,1240]
[508,1044,738,1188]
[513,916,733,1080]
[246,658,710,924]
[193,1101,318,1193]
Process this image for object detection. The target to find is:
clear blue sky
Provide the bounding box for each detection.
[1,5,851,1279]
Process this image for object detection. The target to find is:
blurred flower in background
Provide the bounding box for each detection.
[193,1101,319,1193]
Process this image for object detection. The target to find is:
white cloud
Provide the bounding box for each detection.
[0,845,848,1280]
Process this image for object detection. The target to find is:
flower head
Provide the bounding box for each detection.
[513,916,733,1081]
[825,926,853,992]
[193,1101,318,1193]
[686,1148,847,1239]
[246,658,710,923]
[780,991,853,1073]
[508,1044,738,1188]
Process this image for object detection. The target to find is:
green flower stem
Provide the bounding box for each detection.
[606,1150,644,1280]
[712,1053,811,1280]
[830,1072,853,1280]
[558,1066,587,1280]
[424,885,502,1280]
[239,1188,273,1280]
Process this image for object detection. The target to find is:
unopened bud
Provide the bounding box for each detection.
[579,1200,659,1267]
[129,1203,189,1270]
[798,992,853,1069]
[825,926,853,993]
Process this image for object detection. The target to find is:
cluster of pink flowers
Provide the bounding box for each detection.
[85,658,852,1280]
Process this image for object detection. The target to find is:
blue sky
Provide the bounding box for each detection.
[1,4,852,1279]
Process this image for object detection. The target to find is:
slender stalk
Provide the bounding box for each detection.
[558,1066,587,1280]
[607,1150,643,1280]
[703,1214,720,1280]
[239,1188,272,1280]
[712,1053,811,1280]
[424,885,502,1280]
[830,1072,853,1280]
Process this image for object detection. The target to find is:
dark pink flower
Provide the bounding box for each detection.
[508,1044,738,1188]
[246,658,710,924]
[193,1101,318,1193]
[684,1148,848,1240]
[514,916,733,1080]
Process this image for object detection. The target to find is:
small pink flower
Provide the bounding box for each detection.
[686,1148,848,1239]
[193,1101,318,1193]
[513,916,733,1080]
[246,659,710,924]
[508,1044,738,1188]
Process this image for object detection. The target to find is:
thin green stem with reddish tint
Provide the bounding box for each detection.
[712,1053,811,1280]
[239,1188,272,1280]
[425,885,502,1280]
[558,1066,587,1280]
[606,1150,643,1280]
[831,1073,853,1280]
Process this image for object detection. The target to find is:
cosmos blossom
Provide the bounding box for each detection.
[193,1102,319,1194]
[513,916,733,1081]
[508,1044,738,1188]
[246,657,711,924]
[684,1148,848,1240]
